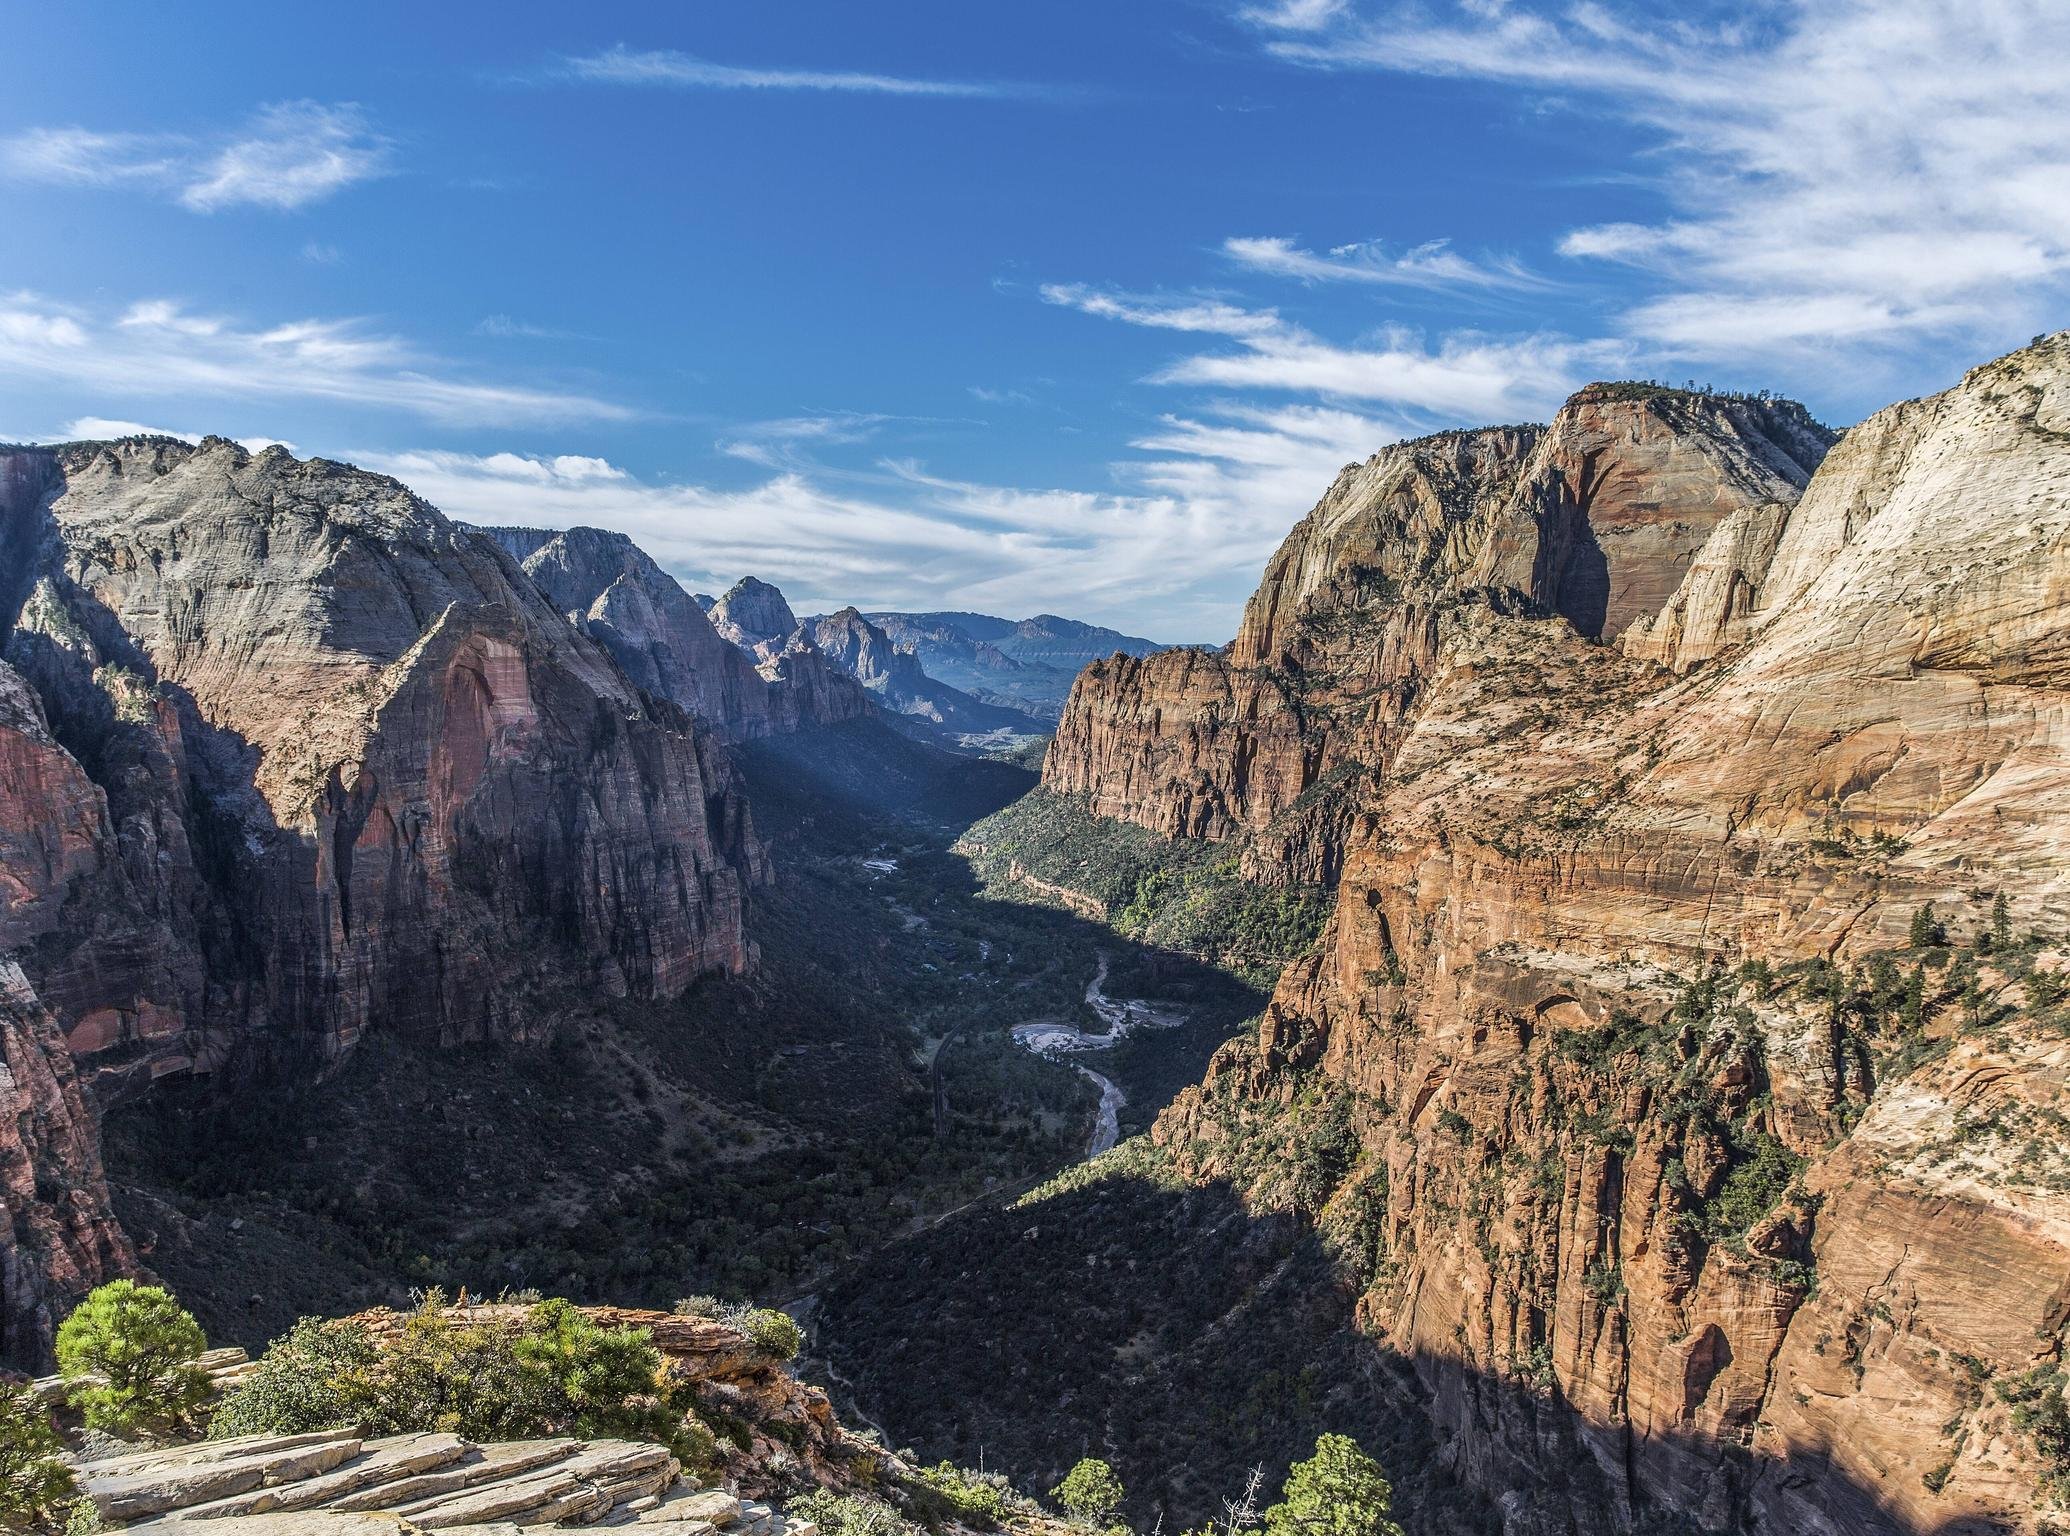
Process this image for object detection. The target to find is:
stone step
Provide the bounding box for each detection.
[629,1488,739,1527]
[325,1440,580,1512]
[73,1431,357,1480]
[84,1436,366,1523]
[137,1434,471,1522]
[398,1443,673,1531]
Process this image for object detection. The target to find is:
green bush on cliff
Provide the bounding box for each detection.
[785,1490,919,1536]
[1263,1434,1404,1536]
[736,1307,803,1363]
[56,1280,211,1438]
[212,1295,678,1450]
[209,1317,381,1438]
[1051,1458,1125,1524]
[0,1384,77,1531]
[901,1462,1012,1529]
[1703,1128,1805,1240]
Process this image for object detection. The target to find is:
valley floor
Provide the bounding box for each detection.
[102,721,1269,1359]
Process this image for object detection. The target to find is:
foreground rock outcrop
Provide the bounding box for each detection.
[1054,338,2070,1533]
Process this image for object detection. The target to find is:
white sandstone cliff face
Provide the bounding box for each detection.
[2,438,767,1074]
[483,525,873,739]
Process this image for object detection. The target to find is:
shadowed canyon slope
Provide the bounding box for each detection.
[0,439,771,1358]
[1026,336,2070,1533]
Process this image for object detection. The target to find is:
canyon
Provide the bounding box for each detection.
[2,333,2067,1536]
[854,334,2069,1534]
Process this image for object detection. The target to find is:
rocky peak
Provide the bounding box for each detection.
[0,439,767,1089]
[1050,378,1837,863]
[711,577,801,660]
[810,608,925,690]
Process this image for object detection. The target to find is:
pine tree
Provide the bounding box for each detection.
[56,1280,210,1438]
[1909,904,1942,950]
[1263,1435,1404,1536]
[1051,1459,1126,1525]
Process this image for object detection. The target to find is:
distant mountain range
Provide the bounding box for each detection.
[693,582,1055,747]
[854,611,1166,721]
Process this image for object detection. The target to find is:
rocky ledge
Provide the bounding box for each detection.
[69,1428,809,1536]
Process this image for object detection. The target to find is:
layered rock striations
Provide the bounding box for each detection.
[0,661,139,1366]
[1061,339,2070,1532]
[1,436,767,1078]
[1045,387,1834,869]
[482,526,871,738]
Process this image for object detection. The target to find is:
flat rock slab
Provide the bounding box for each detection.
[154,1434,471,1520]
[136,1515,413,1536]
[74,1432,363,1481]
[88,1438,366,1523]
[400,1442,675,1530]
[326,1440,579,1513]
[633,1490,739,1526]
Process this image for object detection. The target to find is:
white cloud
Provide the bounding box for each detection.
[1043,283,1618,417]
[51,417,293,455]
[179,103,390,211]
[1238,0,1348,29]
[0,293,629,427]
[353,396,1402,640]
[1223,235,1545,292]
[0,101,389,213]
[1247,0,2070,362]
[1039,285,1282,338]
[0,128,181,188]
[553,45,1028,99]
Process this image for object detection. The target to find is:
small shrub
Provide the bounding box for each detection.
[672,1296,726,1321]
[1051,1458,1125,1524]
[210,1318,380,1438]
[0,1384,76,1531]
[55,1280,210,1438]
[736,1308,803,1364]
[902,1462,1010,1530]
[785,1490,919,1536]
[1264,1434,1404,1536]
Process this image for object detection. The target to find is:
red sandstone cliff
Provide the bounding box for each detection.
[1060,338,2070,1532]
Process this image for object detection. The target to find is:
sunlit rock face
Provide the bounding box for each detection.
[1045,384,1834,866]
[1,437,766,1077]
[1080,337,2070,1532]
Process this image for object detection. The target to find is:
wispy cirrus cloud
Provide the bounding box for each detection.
[1242,0,2070,362]
[1223,235,1547,292]
[545,45,1042,100]
[0,101,391,212]
[0,293,628,427]
[1041,282,1618,418]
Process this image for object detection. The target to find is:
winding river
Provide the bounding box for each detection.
[1012,954,1186,1157]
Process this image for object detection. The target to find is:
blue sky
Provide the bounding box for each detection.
[3,1,2065,639]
